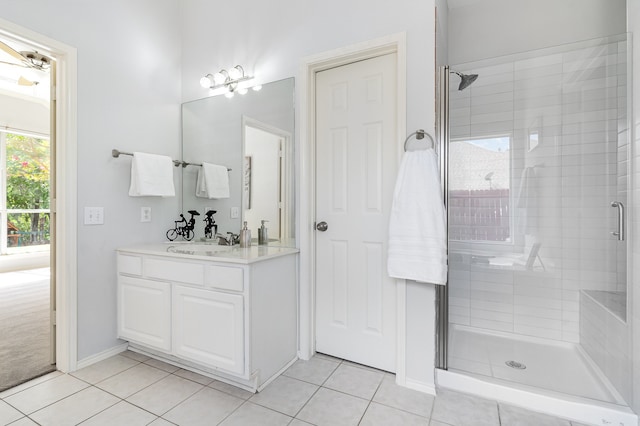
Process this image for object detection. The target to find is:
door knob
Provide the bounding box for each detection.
[316,221,328,232]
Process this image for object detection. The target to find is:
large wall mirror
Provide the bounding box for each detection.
[181,77,295,245]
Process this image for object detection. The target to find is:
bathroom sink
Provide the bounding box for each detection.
[165,243,233,256]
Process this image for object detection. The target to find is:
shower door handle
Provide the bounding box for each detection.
[611,201,625,241]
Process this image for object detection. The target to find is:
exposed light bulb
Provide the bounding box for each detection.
[252,85,262,91]
[238,87,248,95]
[225,90,235,99]
[213,71,227,85]
[228,66,243,80]
[199,75,212,88]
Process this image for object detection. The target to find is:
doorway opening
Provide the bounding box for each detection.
[0,36,54,390]
[0,17,78,382]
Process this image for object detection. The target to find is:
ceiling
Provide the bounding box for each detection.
[0,36,50,104]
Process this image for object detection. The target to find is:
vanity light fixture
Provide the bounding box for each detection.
[199,65,256,96]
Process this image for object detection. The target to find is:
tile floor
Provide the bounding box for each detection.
[0,351,592,426]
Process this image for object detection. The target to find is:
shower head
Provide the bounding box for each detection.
[451,70,478,91]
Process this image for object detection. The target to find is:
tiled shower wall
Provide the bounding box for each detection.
[448,36,628,345]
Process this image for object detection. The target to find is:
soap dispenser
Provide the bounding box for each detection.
[258,220,269,245]
[240,221,251,248]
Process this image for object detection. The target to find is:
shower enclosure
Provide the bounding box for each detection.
[436,34,633,417]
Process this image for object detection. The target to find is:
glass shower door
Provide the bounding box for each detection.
[443,34,630,405]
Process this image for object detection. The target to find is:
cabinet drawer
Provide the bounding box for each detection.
[118,254,142,276]
[204,265,243,292]
[145,257,204,285]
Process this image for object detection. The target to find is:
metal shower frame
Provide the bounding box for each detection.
[435,65,450,370]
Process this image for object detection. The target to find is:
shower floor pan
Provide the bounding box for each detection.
[437,325,637,426]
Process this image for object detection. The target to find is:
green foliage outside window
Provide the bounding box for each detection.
[6,133,50,246]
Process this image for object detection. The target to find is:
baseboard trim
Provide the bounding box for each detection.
[404,377,437,396]
[75,342,128,371]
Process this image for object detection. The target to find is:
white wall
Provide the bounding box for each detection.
[448,0,626,65]
[629,0,640,415]
[0,0,182,360]
[181,0,439,388]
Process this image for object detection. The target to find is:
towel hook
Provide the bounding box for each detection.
[404,129,436,153]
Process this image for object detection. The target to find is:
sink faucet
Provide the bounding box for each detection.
[215,232,239,246]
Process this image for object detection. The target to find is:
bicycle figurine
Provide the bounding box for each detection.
[204,210,218,239]
[166,210,200,241]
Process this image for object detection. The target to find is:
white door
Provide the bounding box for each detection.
[315,53,398,372]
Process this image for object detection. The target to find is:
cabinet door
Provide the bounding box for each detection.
[173,285,244,375]
[118,276,171,351]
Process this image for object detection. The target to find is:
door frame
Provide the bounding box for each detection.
[298,32,407,380]
[242,115,294,241]
[0,18,78,373]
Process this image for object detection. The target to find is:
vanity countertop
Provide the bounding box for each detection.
[117,242,299,265]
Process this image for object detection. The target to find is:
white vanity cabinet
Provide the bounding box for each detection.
[116,244,298,392]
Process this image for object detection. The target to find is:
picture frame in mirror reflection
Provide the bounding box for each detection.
[243,156,252,210]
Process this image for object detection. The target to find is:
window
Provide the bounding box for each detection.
[449,136,511,242]
[1,132,50,254]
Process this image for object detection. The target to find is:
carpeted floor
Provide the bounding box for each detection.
[0,268,55,392]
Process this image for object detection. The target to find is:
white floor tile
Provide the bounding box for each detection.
[147,418,175,426]
[5,418,38,426]
[95,362,169,399]
[162,387,243,426]
[429,420,454,426]
[0,371,63,399]
[289,420,314,426]
[126,374,203,416]
[144,358,180,373]
[0,352,607,426]
[120,350,151,363]
[360,402,430,426]
[322,363,384,400]
[296,387,369,426]
[173,369,214,386]
[372,375,435,418]
[283,356,340,385]
[29,386,118,426]
[71,354,139,384]
[0,400,23,425]
[219,401,292,425]
[249,376,318,416]
[4,374,89,414]
[208,381,254,400]
[431,389,499,426]
[80,401,157,425]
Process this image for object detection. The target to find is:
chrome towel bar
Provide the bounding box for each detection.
[112,149,231,171]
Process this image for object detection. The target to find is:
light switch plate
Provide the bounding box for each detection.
[84,207,104,225]
[230,207,239,218]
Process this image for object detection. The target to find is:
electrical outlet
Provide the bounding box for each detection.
[141,207,151,222]
[84,207,104,225]
[230,207,239,218]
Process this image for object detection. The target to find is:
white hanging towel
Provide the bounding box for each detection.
[196,162,230,199]
[387,148,447,285]
[128,152,175,197]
